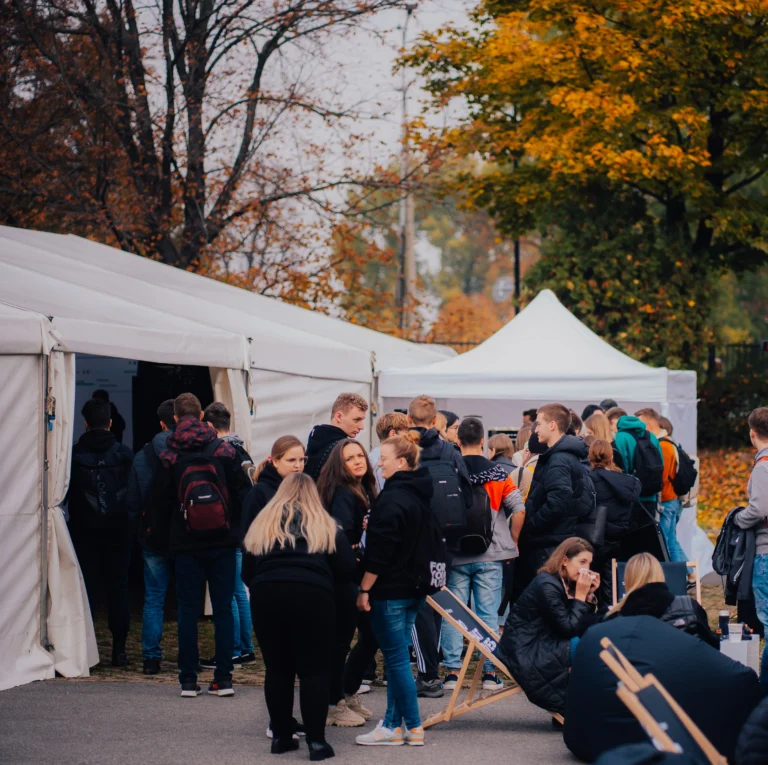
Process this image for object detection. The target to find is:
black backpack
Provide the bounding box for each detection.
[72,443,132,522]
[660,437,698,496]
[458,484,494,556]
[631,431,664,496]
[405,502,449,595]
[173,440,231,540]
[421,441,467,533]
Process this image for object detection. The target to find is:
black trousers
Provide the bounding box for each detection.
[343,610,378,696]
[329,582,358,705]
[251,582,335,743]
[69,523,133,647]
[412,600,441,680]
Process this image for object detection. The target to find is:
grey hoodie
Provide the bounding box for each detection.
[734,446,768,555]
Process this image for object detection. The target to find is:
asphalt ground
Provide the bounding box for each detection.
[0,678,576,765]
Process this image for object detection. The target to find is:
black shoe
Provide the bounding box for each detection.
[208,680,234,697]
[143,658,161,675]
[415,677,444,698]
[271,738,300,754]
[180,683,202,698]
[111,650,129,667]
[199,656,217,670]
[233,652,257,665]
[308,741,335,761]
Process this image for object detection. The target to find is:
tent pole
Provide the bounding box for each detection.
[39,354,52,652]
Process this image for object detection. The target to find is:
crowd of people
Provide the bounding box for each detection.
[63,389,768,760]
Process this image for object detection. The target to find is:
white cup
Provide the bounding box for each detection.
[729,623,743,642]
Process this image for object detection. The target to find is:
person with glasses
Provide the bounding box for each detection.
[318,440,379,728]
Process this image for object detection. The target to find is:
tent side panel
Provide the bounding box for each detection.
[0,354,54,690]
[250,370,372,458]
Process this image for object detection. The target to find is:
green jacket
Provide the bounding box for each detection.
[614,416,663,502]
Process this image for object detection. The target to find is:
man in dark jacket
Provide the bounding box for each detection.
[305,393,368,480]
[203,401,253,467]
[67,398,134,666]
[125,398,175,675]
[407,395,473,698]
[521,404,593,575]
[92,389,127,444]
[157,393,251,698]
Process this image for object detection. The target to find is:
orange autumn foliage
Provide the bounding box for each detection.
[697,450,752,535]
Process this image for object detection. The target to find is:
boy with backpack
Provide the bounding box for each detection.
[408,395,473,698]
[125,398,176,675]
[612,412,664,525]
[734,407,768,692]
[67,398,134,667]
[637,409,698,576]
[158,393,251,698]
[441,417,524,692]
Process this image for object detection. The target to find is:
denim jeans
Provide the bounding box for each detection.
[176,547,236,685]
[659,499,688,564]
[232,549,254,656]
[752,553,768,692]
[441,561,504,673]
[369,598,424,730]
[141,547,172,660]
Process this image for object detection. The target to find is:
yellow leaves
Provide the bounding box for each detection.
[698,450,752,532]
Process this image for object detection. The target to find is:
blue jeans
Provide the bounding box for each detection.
[659,499,688,564]
[141,547,172,660]
[370,598,424,730]
[176,547,236,685]
[232,549,254,656]
[752,553,768,692]
[441,561,504,673]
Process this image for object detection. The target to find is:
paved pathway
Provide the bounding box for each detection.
[0,679,576,764]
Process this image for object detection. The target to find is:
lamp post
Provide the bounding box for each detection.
[398,3,418,331]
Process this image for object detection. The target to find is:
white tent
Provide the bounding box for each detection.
[380,289,698,453]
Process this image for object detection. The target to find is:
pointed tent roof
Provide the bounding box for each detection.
[379,289,670,402]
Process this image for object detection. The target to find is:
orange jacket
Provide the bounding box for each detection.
[659,438,678,502]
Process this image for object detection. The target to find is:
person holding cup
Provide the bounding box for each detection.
[495,538,600,717]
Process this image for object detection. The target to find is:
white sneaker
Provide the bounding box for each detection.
[356,721,404,746]
[357,683,371,694]
[443,673,459,690]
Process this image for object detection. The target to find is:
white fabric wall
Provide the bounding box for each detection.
[249,370,372,459]
[0,354,54,690]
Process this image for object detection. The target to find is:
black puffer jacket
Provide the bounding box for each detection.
[605,582,718,648]
[591,468,642,542]
[523,435,593,549]
[304,424,349,481]
[364,467,434,601]
[240,462,282,541]
[736,696,768,765]
[495,572,596,715]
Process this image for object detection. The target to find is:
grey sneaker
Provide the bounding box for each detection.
[415,677,444,698]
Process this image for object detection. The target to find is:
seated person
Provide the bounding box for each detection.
[564,615,761,762]
[605,553,717,648]
[495,537,599,716]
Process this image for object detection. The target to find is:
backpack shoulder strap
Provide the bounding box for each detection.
[758,456,768,464]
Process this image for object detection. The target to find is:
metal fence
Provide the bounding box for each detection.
[707,343,768,378]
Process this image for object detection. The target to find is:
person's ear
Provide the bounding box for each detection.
[389,429,396,439]
[108,419,113,429]
[174,415,179,424]
[480,436,486,449]
[198,411,204,420]
[430,416,437,427]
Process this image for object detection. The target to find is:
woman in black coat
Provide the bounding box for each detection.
[605,553,717,648]
[243,473,356,761]
[587,440,642,605]
[495,537,599,716]
[240,435,307,540]
[317,439,378,727]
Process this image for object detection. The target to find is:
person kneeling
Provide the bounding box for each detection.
[604,553,717,647]
[495,538,599,718]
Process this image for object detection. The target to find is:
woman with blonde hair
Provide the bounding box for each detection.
[495,538,599,716]
[606,553,716,646]
[586,412,625,471]
[243,473,356,761]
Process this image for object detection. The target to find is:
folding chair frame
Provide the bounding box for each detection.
[423,588,532,728]
[598,637,726,765]
[611,559,701,606]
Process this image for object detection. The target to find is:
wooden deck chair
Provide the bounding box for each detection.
[598,637,727,765]
[612,559,701,606]
[424,588,563,728]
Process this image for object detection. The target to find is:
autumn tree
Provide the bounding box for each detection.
[1,0,408,300]
[407,0,768,364]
